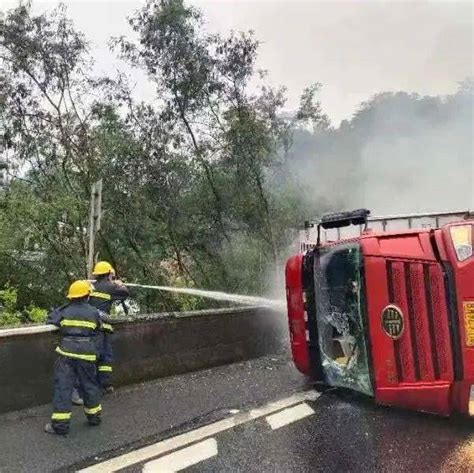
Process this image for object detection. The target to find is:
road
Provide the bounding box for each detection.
[0,352,472,473]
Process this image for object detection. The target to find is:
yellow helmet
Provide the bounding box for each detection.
[92,261,114,276]
[67,280,92,299]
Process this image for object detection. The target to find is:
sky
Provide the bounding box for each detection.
[2,0,473,125]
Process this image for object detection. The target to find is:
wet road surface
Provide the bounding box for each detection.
[0,353,472,472]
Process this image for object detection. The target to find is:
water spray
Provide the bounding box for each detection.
[124,283,286,309]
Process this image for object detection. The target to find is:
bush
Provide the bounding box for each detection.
[25,305,48,324]
[0,285,47,327]
[0,286,22,327]
[0,310,22,326]
[0,285,18,312]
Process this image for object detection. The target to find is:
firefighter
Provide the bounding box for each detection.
[44,280,102,435]
[89,261,129,394]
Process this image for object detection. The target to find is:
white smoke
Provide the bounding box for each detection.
[282,84,473,218]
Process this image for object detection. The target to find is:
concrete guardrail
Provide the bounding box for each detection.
[0,306,288,414]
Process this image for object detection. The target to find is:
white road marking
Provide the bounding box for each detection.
[142,438,218,473]
[265,402,314,430]
[78,390,320,473]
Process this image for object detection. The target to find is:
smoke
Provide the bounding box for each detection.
[260,82,473,302]
[281,83,473,218]
[355,90,473,214]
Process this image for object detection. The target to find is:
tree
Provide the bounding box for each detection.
[114,0,330,290]
[0,0,329,312]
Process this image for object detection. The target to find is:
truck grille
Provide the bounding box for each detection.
[386,260,452,383]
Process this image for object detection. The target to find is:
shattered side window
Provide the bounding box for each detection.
[314,243,373,396]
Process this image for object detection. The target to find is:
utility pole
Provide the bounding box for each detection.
[87,179,103,278]
[0,123,8,190]
[0,159,7,190]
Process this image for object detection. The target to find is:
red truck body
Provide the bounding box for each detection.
[286,210,473,416]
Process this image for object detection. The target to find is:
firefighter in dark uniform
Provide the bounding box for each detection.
[89,261,129,394]
[44,280,102,435]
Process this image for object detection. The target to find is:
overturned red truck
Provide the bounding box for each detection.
[285,209,474,416]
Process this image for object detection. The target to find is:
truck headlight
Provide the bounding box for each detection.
[450,225,472,262]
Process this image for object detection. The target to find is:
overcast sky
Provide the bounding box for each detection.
[3,0,473,125]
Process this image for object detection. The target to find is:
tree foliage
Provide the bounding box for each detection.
[0,1,327,313]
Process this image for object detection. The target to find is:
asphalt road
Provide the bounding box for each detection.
[0,352,472,473]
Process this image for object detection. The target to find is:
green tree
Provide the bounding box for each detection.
[0,0,330,313]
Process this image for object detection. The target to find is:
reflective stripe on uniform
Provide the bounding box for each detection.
[52,412,71,421]
[102,323,114,332]
[84,404,102,415]
[91,291,111,300]
[98,365,112,372]
[60,319,97,330]
[55,346,97,362]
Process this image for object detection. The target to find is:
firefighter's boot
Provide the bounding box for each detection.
[44,422,67,435]
[87,413,102,426]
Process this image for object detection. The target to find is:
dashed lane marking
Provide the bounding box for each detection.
[266,402,315,430]
[142,438,218,473]
[78,390,320,473]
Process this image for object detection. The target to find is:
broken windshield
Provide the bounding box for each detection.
[314,243,373,396]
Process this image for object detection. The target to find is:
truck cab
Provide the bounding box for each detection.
[285,209,474,416]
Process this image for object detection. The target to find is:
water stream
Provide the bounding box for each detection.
[124,283,286,310]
